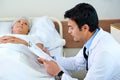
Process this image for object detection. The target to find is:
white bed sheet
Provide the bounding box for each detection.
[0,43,55,80]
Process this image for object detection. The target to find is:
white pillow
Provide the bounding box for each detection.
[29,16,64,49]
[0,22,12,35]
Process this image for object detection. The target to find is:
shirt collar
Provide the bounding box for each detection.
[84,28,100,51]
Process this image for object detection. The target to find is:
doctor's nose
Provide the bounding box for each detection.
[68,29,72,34]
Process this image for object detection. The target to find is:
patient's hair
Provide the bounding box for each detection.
[11,16,31,30]
[64,3,99,32]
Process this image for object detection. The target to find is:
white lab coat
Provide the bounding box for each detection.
[56,28,120,80]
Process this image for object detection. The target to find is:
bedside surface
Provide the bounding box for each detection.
[111,23,120,30]
[111,23,120,43]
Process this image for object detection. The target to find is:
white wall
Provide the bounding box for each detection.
[0,0,120,20]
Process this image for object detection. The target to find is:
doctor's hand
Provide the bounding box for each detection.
[37,57,61,76]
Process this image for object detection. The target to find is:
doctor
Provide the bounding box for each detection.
[38,3,120,80]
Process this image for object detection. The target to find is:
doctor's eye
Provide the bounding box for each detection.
[69,26,73,30]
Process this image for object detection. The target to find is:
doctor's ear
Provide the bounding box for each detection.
[81,24,89,31]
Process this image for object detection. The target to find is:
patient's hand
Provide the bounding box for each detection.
[0,36,28,46]
[36,43,50,55]
[42,47,50,55]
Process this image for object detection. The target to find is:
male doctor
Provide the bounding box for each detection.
[38,3,120,80]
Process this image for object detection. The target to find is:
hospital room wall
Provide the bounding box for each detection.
[0,0,120,20]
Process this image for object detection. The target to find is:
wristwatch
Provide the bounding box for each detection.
[55,71,64,80]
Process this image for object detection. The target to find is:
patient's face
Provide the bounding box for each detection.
[12,19,29,34]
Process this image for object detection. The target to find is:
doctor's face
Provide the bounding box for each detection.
[67,19,87,42]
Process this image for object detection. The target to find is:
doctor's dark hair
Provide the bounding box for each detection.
[64,3,99,32]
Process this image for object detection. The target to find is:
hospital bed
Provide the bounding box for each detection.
[0,16,65,80]
[0,16,65,56]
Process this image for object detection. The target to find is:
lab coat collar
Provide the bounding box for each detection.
[89,28,104,52]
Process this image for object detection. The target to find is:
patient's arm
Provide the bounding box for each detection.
[36,43,50,55]
[0,36,28,46]
[0,36,50,54]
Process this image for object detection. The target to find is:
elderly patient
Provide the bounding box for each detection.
[0,17,54,80]
[0,17,49,53]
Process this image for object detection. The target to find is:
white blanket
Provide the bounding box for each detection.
[0,43,54,80]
